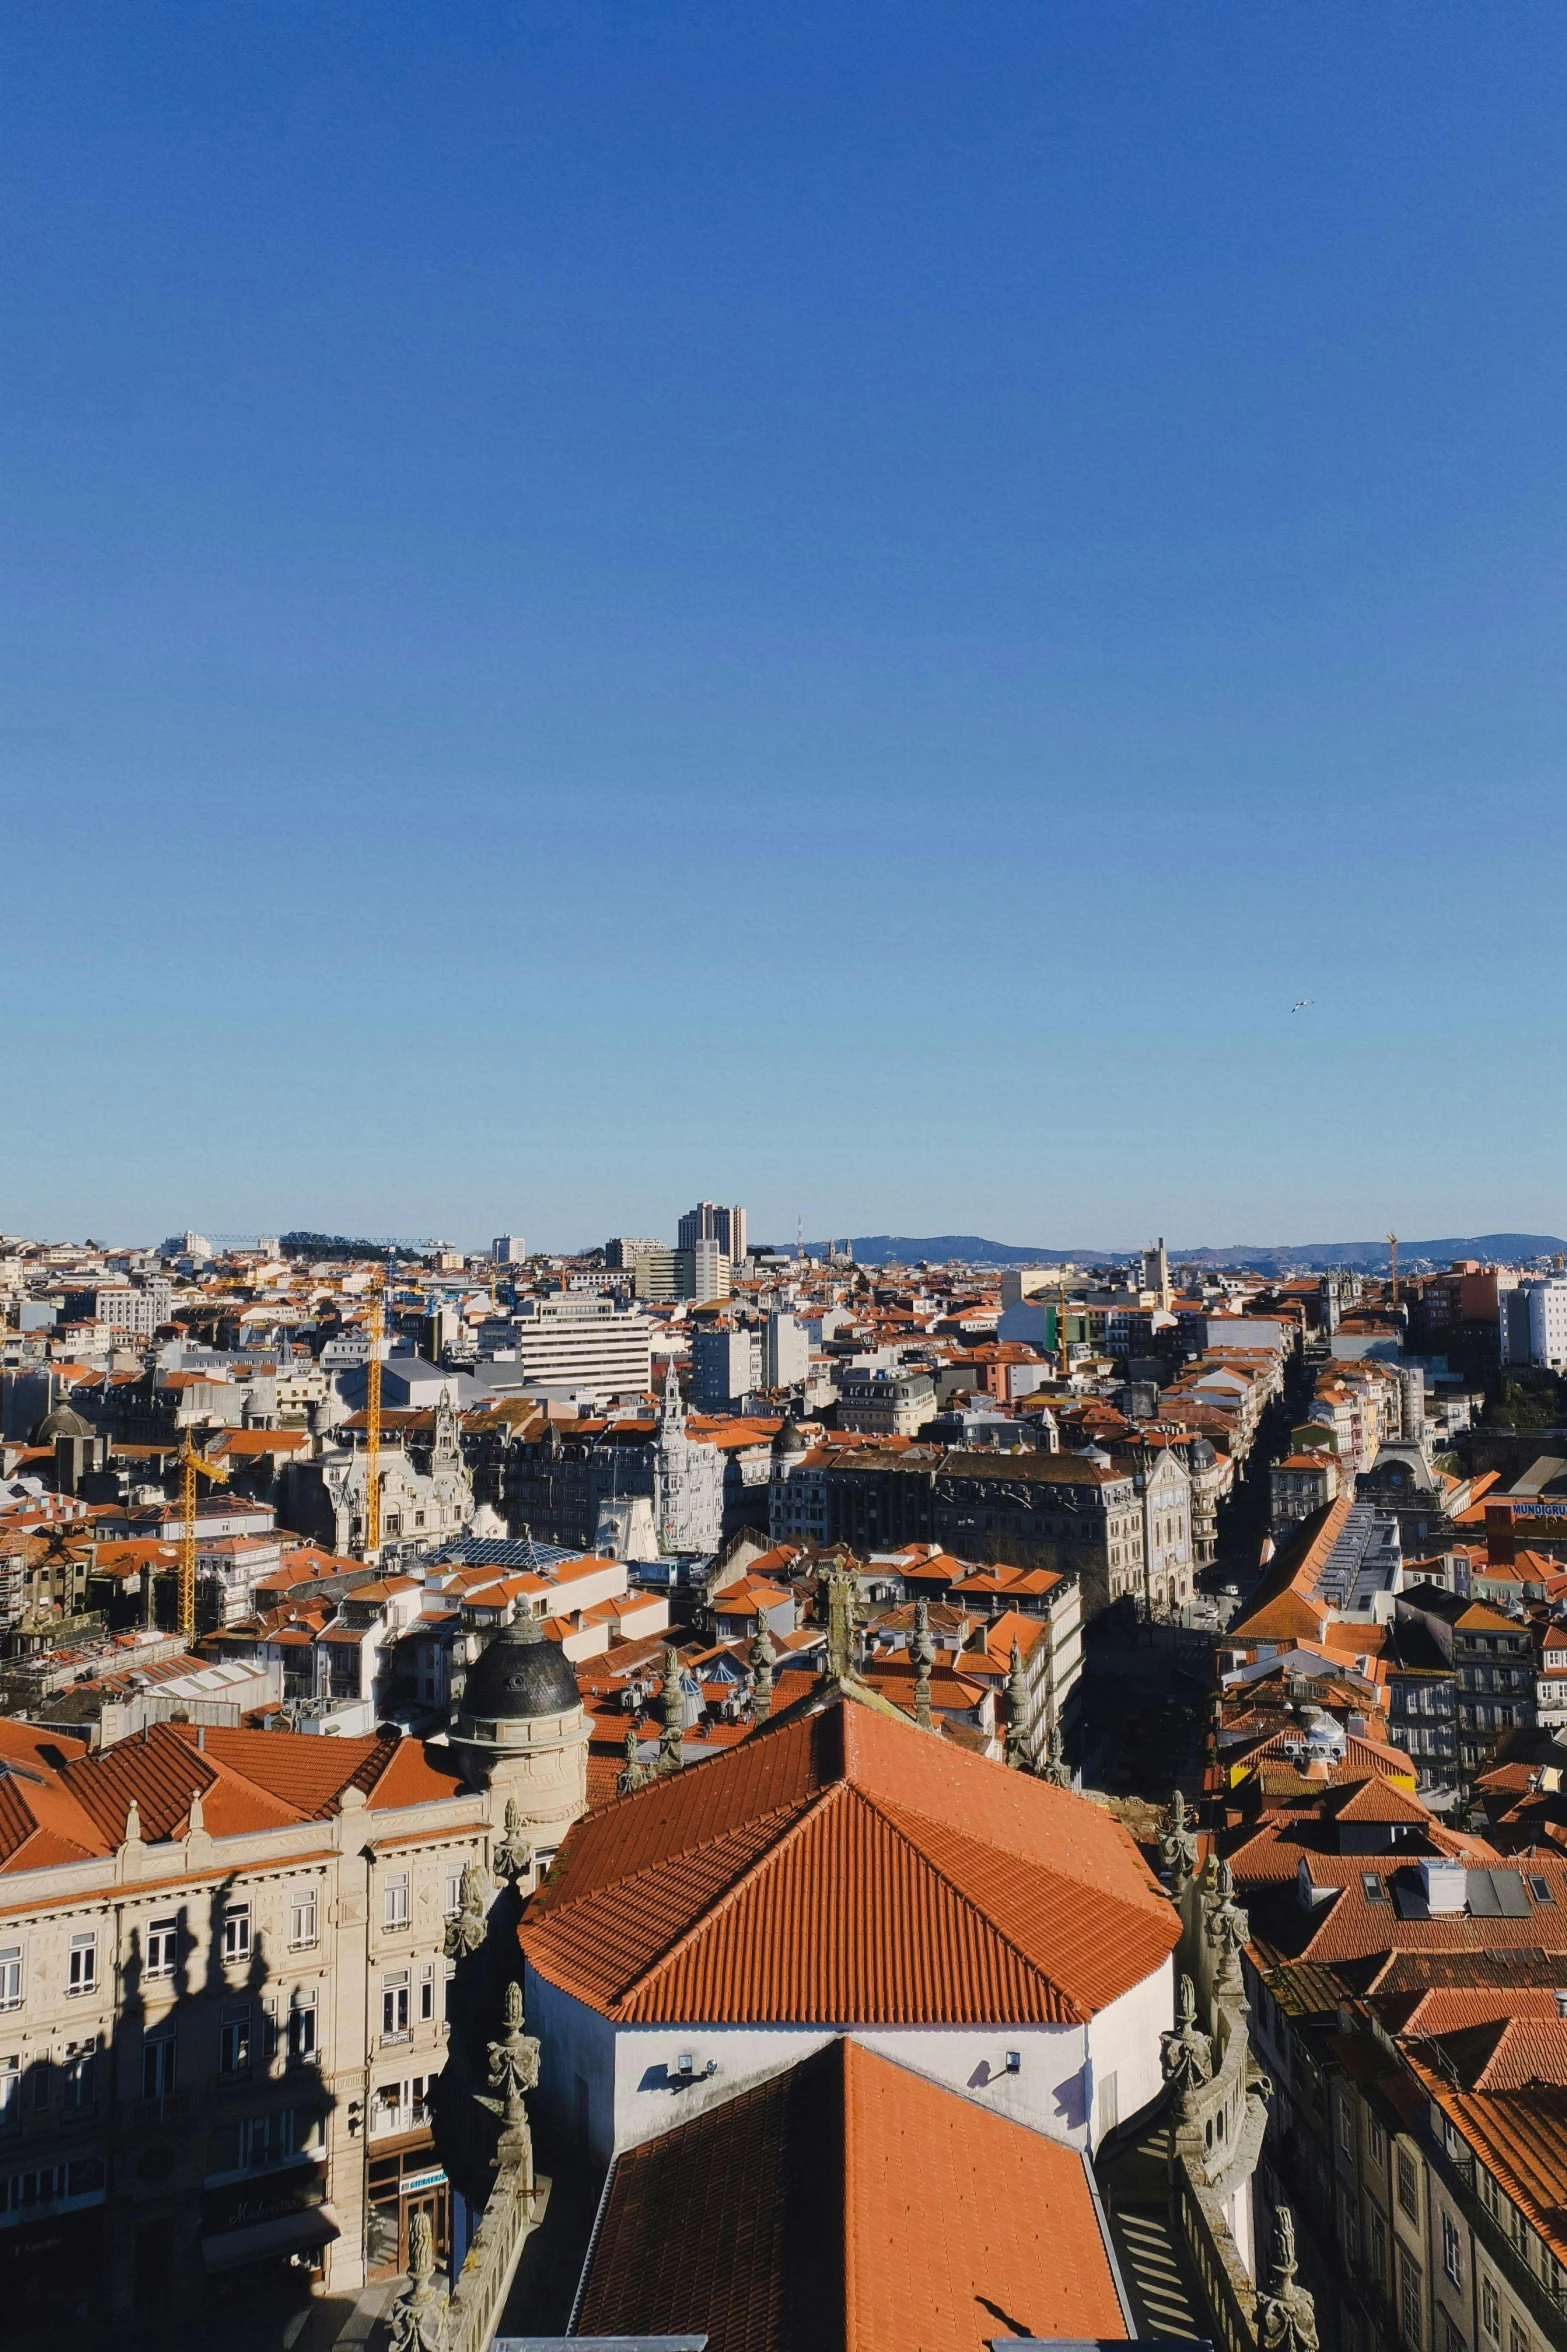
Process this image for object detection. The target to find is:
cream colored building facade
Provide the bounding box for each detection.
[0,1627,589,2334]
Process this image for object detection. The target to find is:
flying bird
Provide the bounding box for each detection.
[1291,999,1312,1013]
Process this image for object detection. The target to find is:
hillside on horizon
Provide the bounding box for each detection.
[811,1232,1567,1271]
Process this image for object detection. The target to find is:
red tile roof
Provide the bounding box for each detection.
[574,2035,1128,2352]
[0,1719,471,1871]
[521,1692,1176,2025]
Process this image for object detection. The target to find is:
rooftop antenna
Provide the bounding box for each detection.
[797,1214,804,1263]
[1387,1234,1399,1309]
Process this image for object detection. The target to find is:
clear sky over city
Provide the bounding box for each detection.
[4,4,1566,1251]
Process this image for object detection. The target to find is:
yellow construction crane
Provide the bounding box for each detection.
[364,1268,384,1556]
[176,1435,229,1636]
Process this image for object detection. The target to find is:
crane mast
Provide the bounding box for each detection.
[176,1436,229,1636]
[1387,1232,1399,1309]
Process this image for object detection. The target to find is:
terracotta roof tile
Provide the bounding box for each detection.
[575,2035,1126,2352]
[522,1692,1175,2025]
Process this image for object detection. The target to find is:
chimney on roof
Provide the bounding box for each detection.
[1486,1503,1516,1569]
[1555,1990,1567,2020]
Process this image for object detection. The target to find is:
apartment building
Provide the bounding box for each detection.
[782,1446,1146,1619]
[1112,1432,1196,1616]
[834,1366,936,1437]
[1239,1839,1567,2352]
[0,1601,591,2336]
[488,1296,654,1396]
[1499,1275,1567,1368]
[1394,1584,1537,1773]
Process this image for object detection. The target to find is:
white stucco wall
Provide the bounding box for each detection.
[1085,1953,1175,2147]
[527,1950,1176,2167]
[609,2019,1093,2154]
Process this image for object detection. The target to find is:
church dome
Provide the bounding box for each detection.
[774,1418,808,1458]
[460,1612,580,1725]
[1187,1438,1216,1470]
[32,1402,95,1445]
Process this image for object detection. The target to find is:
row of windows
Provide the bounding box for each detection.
[0,1892,317,2019]
[1346,2092,1557,2346]
[0,2042,99,2124]
[1,1994,322,2118]
[0,1863,466,2019]
[0,2155,105,2214]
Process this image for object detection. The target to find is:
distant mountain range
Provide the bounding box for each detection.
[806,1233,1567,1272]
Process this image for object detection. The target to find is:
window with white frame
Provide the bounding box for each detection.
[67,1934,96,1997]
[219,2002,252,2078]
[1397,2147,1420,2221]
[1480,2275,1500,2340]
[371,2073,434,2136]
[382,1973,410,2040]
[0,1947,20,2012]
[142,2026,176,2100]
[1398,2248,1423,2347]
[384,1873,410,1932]
[146,1917,177,1979]
[63,2040,97,2110]
[288,1990,317,2065]
[289,1886,318,1949]
[0,2057,18,2129]
[444,1868,463,1918]
[419,1962,436,2023]
[222,1903,251,1965]
[1441,2212,1461,2287]
[242,2109,294,2169]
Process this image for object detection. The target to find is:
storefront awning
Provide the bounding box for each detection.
[201,2204,339,2273]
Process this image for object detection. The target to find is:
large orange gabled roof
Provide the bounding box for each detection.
[521,1692,1177,2026]
[574,2034,1128,2352]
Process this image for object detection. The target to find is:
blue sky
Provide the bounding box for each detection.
[4,4,1566,1252]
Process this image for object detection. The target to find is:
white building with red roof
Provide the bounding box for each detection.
[519,1683,1179,2166]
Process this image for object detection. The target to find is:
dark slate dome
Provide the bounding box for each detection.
[773,1418,808,1457]
[461,1613,579,1722]
[33,1402,95,1445]
[1187,1437,1217,1470]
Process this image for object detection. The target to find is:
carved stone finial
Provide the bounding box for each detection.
[493,1797,533,1884]
[909,1600,936,1732]
[443,1858,489,1959]
[1160,1972,1215,2101]
[749,1620,776,1720]
[387,2209,451,2352]
[1158,1788,1199,1897]
[1005,1640,1032,1771]
[822,1555,861,1683]
[658,1643,686,1774]
[1206,1858,1251,1988]
[123,1799,142,1847]
[1040,1713,1070,1787]
[1256,2207,1319,2352]
[617,1725,651,1797]
[185,1788,205,1837]
[475,1979,541,2187]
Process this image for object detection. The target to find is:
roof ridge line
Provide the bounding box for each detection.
[851,1785,1089,2023]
